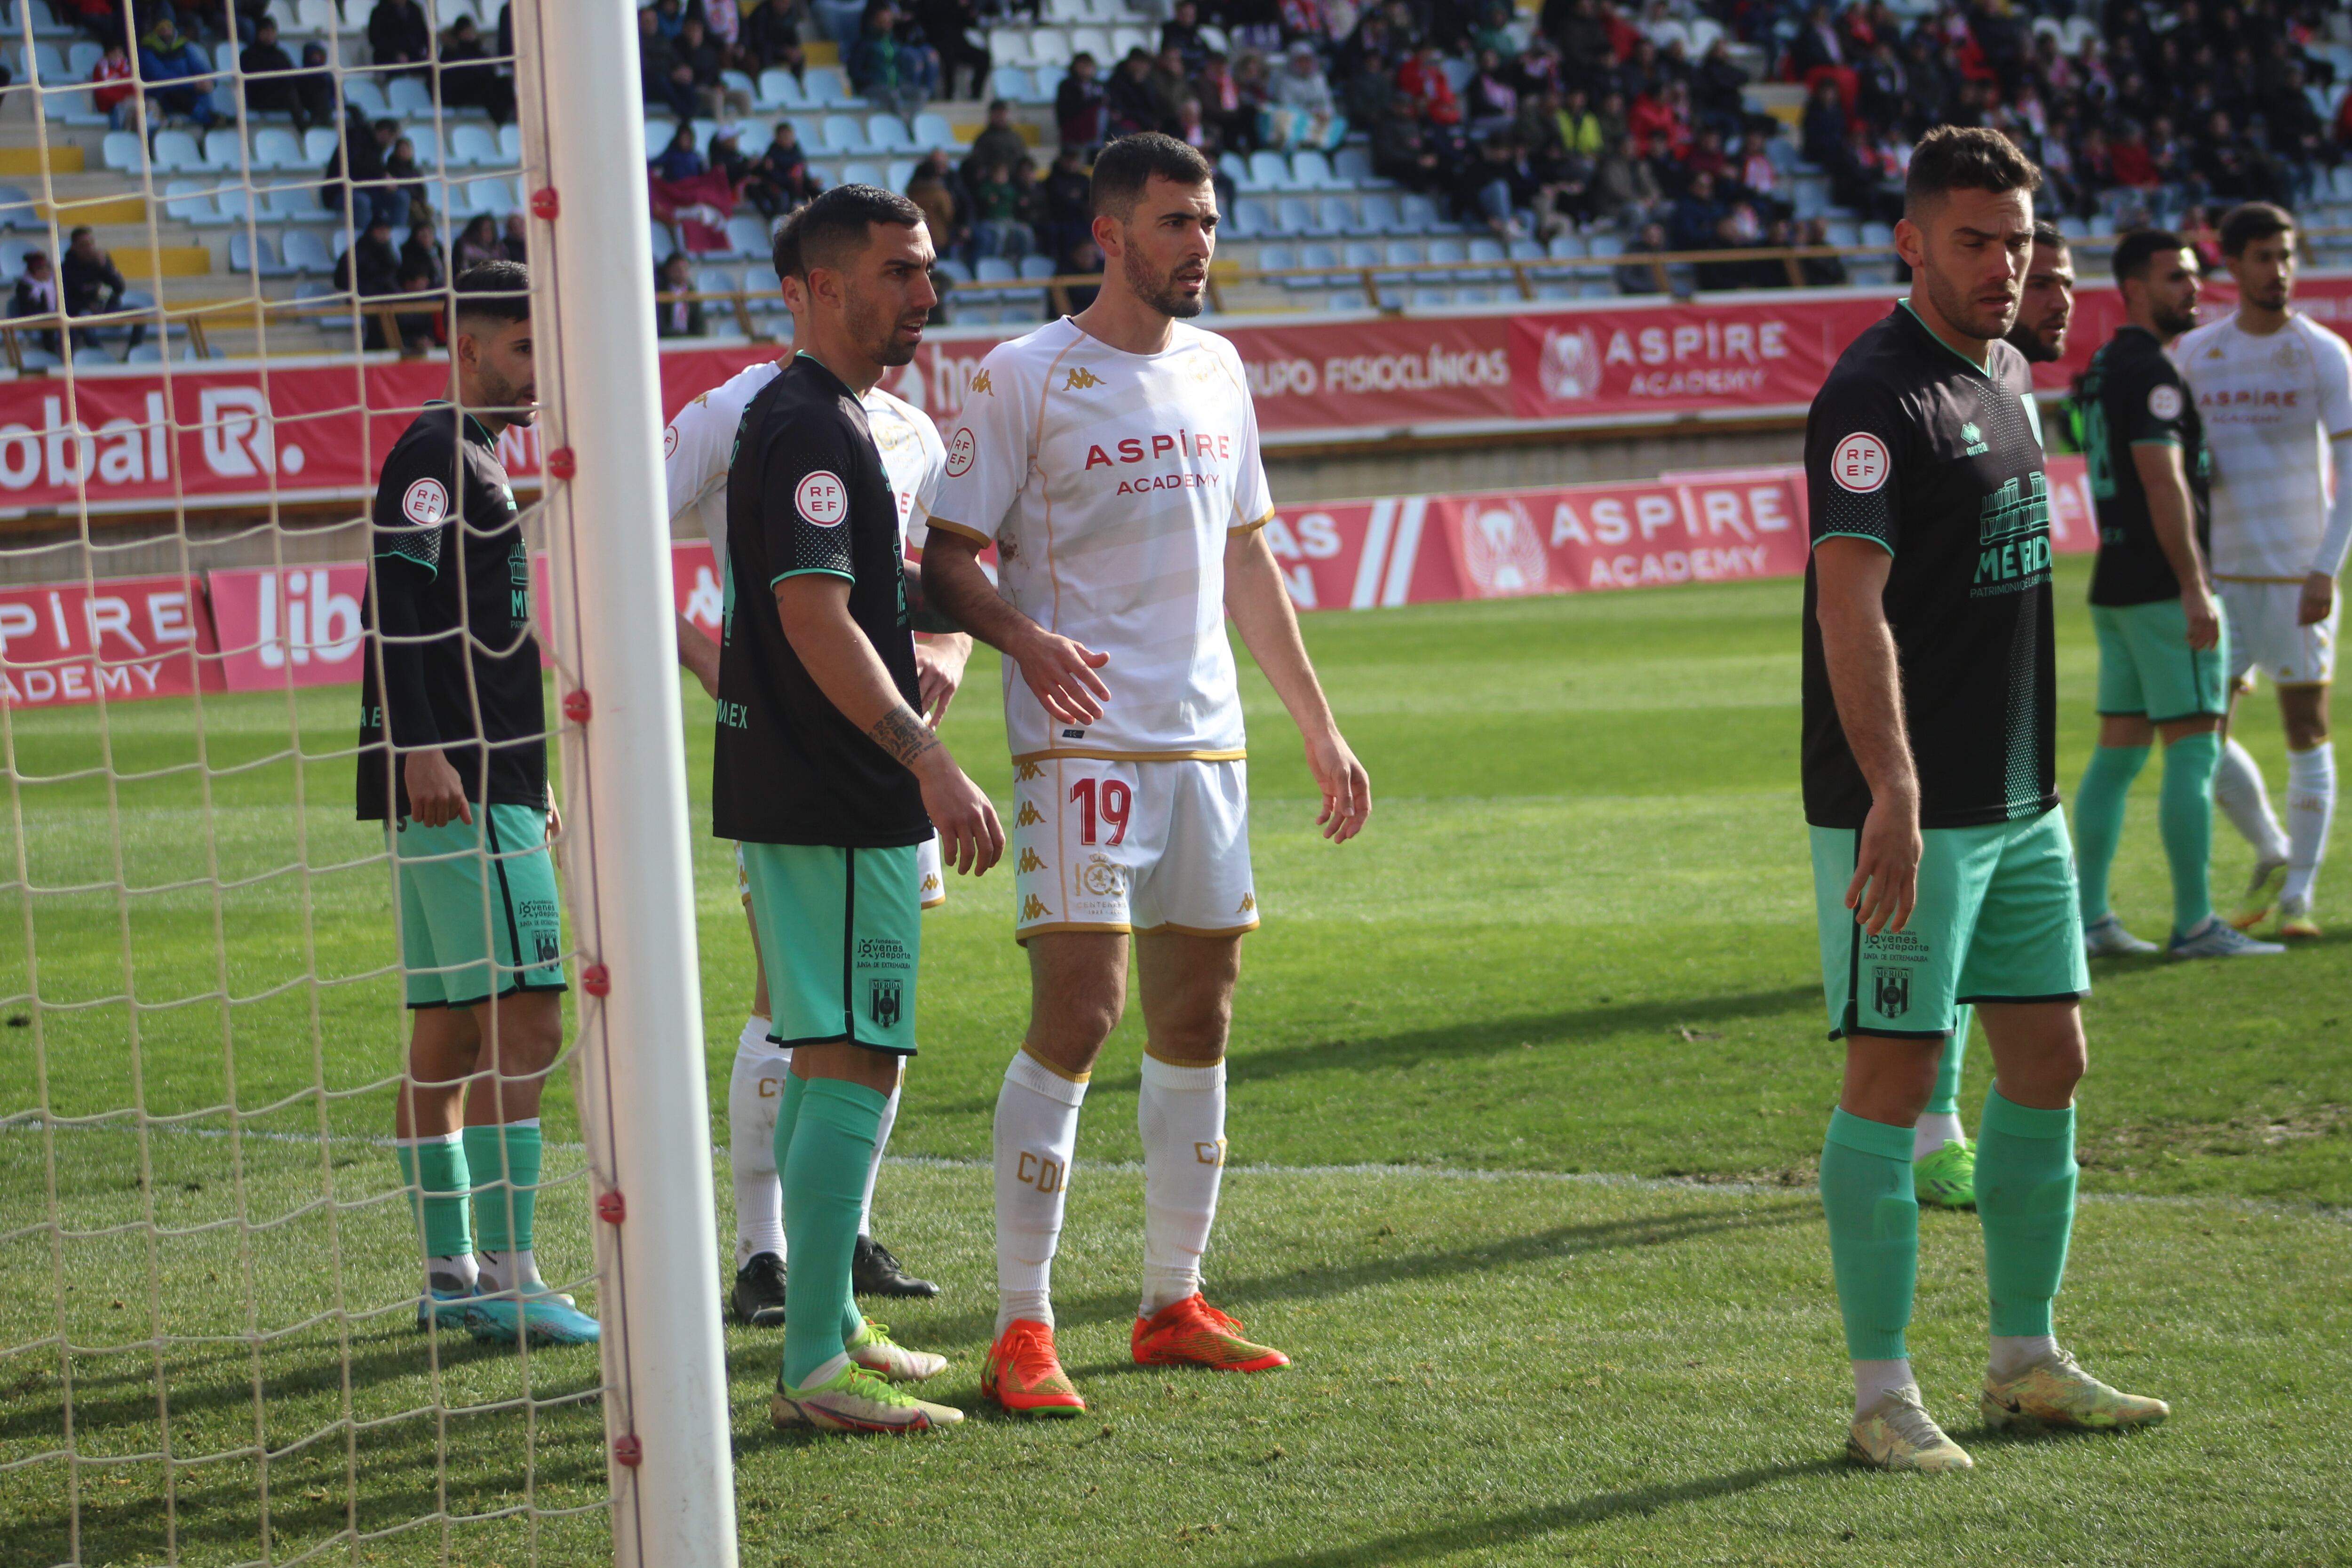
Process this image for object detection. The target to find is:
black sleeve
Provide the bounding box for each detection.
[2120,356,2192,448]
[1805,372,1909,557]
[759,412,862,587]
[371,553,443,749]
[370,440,457,748]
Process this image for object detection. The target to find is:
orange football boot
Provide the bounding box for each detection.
[982,1318,1086,1417]
[1131,1294,1289,1372]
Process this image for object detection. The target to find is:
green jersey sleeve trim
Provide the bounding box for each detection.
[1812,530,1897,556]
[2128,436,2183,447]
[770,566,857,586]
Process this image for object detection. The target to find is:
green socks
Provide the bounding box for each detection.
[2073,743,2149,922]
[2160,730,2223,935]
[771,1072,808,1201]
[1820,1110,1918,1361]
[463,1121,542,1255]
[1976,1089,2077,1337]
[1926,1005,1970,1118]
[780,1077,888,1390]
[395,1134,473,1260]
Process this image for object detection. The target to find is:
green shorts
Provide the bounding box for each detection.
[2093,598,2228,723]
[740,841,921,1054]
[391,803,568,1009]
[1809,806,2090,1040]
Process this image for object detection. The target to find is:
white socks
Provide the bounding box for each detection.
[726,1015,787,1268]
[475,1247,539,1294]
[994,1048,1086,1334]
[1989,1333,2058,1381]
[1138,1054,1227,1318]
[1853,1358,1914,1417]
[859,1076,901,1238]
[2283,742,2335,909]
[2215,737,2292,863]
[1912,1112,1965,1159]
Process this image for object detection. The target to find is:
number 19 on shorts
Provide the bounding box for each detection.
[1010,756,1261,941]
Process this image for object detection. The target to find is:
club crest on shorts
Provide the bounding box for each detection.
[1872,965,1911,1019]
[869,977,902,1029]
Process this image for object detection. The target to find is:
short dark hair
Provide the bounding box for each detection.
[771,184,924,282]
[2030,219,2066,251]
[2111,227,2192,286]
[2217,201,2293,258]
[1902,126,2041,218]
[1091,131,1214,220]
[453,260,530,329]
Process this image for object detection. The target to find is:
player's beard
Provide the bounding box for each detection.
[476,364,536,427]
[1922,259,2018,346]
[2247,277,2290,312]
[850,290,924,367]
[2003,318,2063,364]
[2150,300,2199,338]
[1124,243,1205,320]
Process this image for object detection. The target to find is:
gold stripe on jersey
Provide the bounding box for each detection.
[922,515,992,544]
[1009,747,1249,765]
[1228,505,1276,537]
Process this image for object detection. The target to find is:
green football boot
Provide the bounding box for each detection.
[1982,1347,2170,1433]
[1914,1138,1976,1210]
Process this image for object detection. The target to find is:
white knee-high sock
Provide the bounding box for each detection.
[1138,1054,1227,1318]
[2284,742,2336,907]
[727,1016,788,1268]
[2214,737,2291,863]
[994,1048,1086,1334]
[858,1074,901,1238]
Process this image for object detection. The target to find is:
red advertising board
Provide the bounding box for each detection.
[0,572,220,706]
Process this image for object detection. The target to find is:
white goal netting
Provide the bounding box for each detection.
[0,4,722,1564]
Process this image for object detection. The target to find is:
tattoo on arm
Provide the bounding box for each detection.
[869,703,939,768]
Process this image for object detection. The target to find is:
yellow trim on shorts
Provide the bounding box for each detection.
[1009,747,1248,764]
[922,894,947,909]
[2215,574,2314,584]
[1135,919,1260,939]
[1019,1042,1093,1083]
[1014,919,1132,947]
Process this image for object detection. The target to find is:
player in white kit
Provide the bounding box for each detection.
[2175,202,2352,939]
[923,134,1372,1418]
[668,202,973,1321]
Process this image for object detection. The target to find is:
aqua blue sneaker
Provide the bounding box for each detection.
[417,1285,475,1332]
[465,1290,601,1347]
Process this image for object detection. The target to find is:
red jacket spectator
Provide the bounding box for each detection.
[2109,132,2155,187]
[1627,88,1688,159]
[1395,47,1462,127]
[89,48,135,114]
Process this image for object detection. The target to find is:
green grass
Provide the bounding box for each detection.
[5,555,2351,1566]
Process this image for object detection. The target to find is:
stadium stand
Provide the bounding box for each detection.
[0,0,2346,362]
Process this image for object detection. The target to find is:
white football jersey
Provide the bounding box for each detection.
[926,317,1276,764]
[662,356,943,558]
[2174,312,2352,580]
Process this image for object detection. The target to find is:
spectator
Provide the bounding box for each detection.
[392,261,444,355]
[1060,236,1103,312]
[1615,220,1670,294]
[1668,168,1724,253]
[500,210,529,265]
[1796,215,1848,287]
[1147,47,1192,130]
[964,100,1028,188]
[1336,10,1398,121]
[915,0,990,103]
[905,147,970,263]
[1264,40,1344,153]
[1175,95,1222,157]
[90,40,135,132]
[325,109,407,234]
[8,250,59,358]
[1041,142,1092,266]
[453,214,502,274]
[847,1,938,124]
[651,123,706,184]
[404,218,449,288]
[745,120,822,216]
[1371,92,1446,191]
[676,16,753,119]
[1196,51,1252,153]
[1395,42,1462,129]
[440,16,516,124]
[1057,52,1106,150]
[707,124,752,194]
[968,160,1033,261]
[743,0,806,78]
[63,227,136,350]
[1160,0,1208,76]
[139,18,219,128]
[1105,48,1160,138]
[639,8,697,121]
[335,215,403,350]
[1466,47,1518,136]
[1592,133,1661,227]
[1692,35,1747,135]
[654,252,706,338]
[1468,130,1534,239]
[368,0,432,76]
[386,132,429,224]
[1696,200,1768,290]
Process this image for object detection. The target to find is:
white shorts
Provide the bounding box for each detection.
[1011,757,1259,941]
[735,837,945,908]
[2218,579,2338,688]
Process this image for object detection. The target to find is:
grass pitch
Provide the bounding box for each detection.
[4,555,2350,1566]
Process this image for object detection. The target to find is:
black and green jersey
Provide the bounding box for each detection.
[2080,324,2208,607]
[712,352,928,849]
[357,402,542,823]
[1801,302,2058,830]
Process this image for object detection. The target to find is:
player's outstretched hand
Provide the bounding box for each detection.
[1304,727,1371,843]
[2298,572,2334,628]
[1847,790,1919,937]
[1011,629,1112,726]
[404,748,473,829]
[916,753,1005,877]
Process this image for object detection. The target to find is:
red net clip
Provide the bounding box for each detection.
[530,186,560,221]
[563,688,592,724]
[596,1189,626,1224]
[581,962,611,997]
[545,446,578,480]
[611,1433,642,1468]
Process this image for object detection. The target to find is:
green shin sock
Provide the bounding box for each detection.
[1820,1110,1919,1361]
[2161,730,2223,935]
[2073,744,2149,922]
[780,1077,888,1391]
[463,1122,542,1255]
[771,1074,807,1205]
[1927,1006,1971,1117]
[1977,1089,2077,1338]
[395,1137,473,1261]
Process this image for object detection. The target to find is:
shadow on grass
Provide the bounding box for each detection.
[1240,1456,1850,1567]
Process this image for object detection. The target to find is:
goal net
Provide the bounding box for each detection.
[0,4,730,1564]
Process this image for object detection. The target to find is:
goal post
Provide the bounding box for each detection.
[515,2,738,1564]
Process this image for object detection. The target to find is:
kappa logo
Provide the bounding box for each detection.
[1016,800,1044,826]
[921,873,941,893]
[1020,892,1051,922]
[1017,846,1047,873]
[1872,965,1911,1019]
[969,369,993,396]
[1014,761,1044,781]
[1062,366,1104,392]
[1236,891,1255,914]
